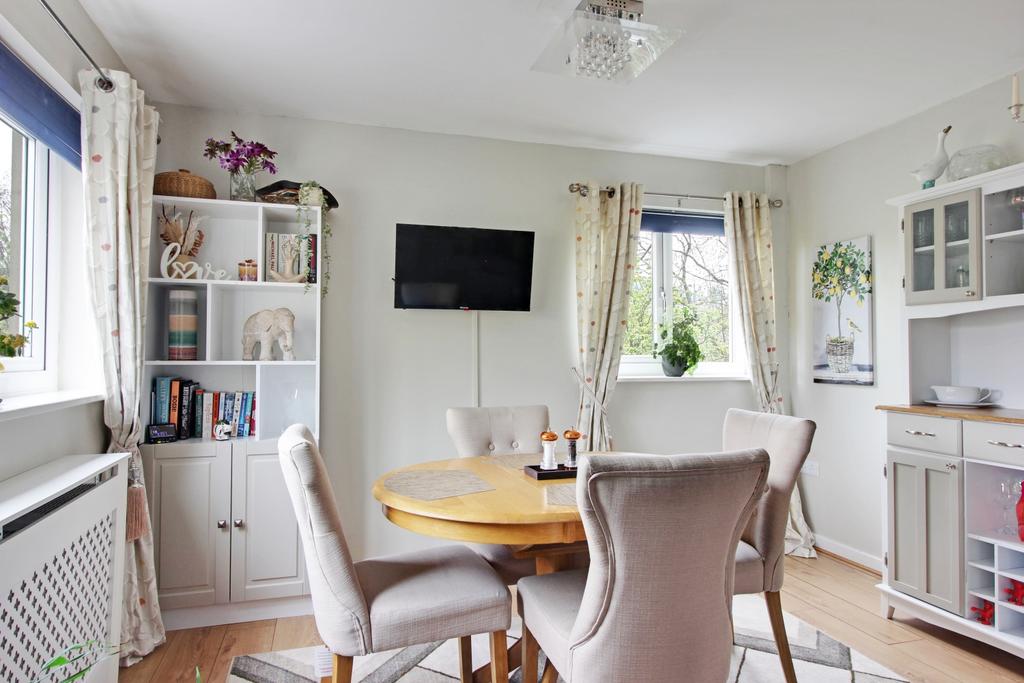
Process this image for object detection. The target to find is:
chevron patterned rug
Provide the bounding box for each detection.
[229,594,908,682]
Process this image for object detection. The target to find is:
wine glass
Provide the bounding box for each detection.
[998,479,1019,535]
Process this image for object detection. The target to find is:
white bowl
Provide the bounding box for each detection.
[931,385,989,403]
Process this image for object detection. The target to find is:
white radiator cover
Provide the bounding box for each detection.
[0,453,128,683]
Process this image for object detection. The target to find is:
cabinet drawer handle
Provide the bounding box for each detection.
[216,520,227,529]
[233,519,245,528]
[986,440,1024,449]
[905,429,936,437]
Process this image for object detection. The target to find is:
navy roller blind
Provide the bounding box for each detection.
[641,210,724,236]
[0,40,81,166]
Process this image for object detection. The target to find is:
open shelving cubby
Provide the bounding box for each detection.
[965,457,1024,637]
[143,195,322,443]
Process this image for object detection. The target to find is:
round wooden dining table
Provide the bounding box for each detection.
[372,453,589,575]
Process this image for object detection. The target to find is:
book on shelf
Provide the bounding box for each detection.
[148,376,256,441]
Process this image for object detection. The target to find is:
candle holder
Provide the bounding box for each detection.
[1011,103,1023,123]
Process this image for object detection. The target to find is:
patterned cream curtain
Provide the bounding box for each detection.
[724,191,816,558]
[573,182,643,451]
[79,69,165,664]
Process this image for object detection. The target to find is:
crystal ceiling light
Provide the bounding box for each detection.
[532,0,681,83]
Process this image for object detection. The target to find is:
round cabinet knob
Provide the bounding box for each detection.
[965,290,976,297]
[944,463,957,470]
[233,519,245,528]
[216,520,227,529]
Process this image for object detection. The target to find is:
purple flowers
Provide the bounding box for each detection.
[203,131,278,175]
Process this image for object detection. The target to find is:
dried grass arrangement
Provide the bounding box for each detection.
[159,206,206,279]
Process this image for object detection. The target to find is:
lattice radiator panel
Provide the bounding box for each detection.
[1,514,115,682]
[0,457,127,683]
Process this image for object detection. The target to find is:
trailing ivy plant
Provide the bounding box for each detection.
[653,308,703,374]
[811,241,871,340]
[296,181,333,297]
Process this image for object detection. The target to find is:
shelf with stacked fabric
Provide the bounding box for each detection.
[140,194,323,622]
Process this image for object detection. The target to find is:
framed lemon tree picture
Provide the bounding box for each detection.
[811,236,874,385]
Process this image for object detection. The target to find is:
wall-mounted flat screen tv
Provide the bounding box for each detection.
[394,224,535,311]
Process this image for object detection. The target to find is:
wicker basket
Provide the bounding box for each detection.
[154,169,216,199]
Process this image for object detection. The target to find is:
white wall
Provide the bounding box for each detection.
[154,103,765,557]
[787,74,1024,564]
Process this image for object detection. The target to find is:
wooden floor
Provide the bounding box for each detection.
[120,553,1024,682]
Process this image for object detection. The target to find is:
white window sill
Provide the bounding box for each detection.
[0,390,105,423]
[617,374,750,383]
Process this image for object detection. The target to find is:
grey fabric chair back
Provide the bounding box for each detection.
[568,450,770,683]
[446,405,549,457]
[278,424,371,656]
[722,408,817,592]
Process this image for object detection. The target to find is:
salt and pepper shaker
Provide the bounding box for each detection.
[564,428,581,468]
[540,430,559,470]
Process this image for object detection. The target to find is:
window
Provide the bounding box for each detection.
[620,206,747,378]
[0,113,49,372]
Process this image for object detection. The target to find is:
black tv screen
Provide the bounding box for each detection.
[394,224,535,311]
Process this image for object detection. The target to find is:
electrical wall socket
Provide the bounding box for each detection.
[801,460,819,477]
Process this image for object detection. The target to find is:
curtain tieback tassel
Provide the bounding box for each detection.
[571,367,613,448]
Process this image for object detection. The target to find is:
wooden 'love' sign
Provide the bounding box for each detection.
[160,242,230,281]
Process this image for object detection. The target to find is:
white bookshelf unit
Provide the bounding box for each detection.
[141,195,321,627]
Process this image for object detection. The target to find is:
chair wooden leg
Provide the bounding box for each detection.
[540,659,559,683]
[332,654,353,683]
[765,591,797,683]
[458,635,474,683]
[521,625,539,683]
[489,630,509,682]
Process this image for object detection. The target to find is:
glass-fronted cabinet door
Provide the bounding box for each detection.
[904,189,980,305]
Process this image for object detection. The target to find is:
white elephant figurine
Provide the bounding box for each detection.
[242,308,296,361]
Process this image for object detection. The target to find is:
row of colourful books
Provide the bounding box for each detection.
[265,232,317,283]
[151,376,256,440]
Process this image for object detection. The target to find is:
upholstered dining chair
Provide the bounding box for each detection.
[724,408,817,683]
[278,424,512,683]
[516,449,770,683]
[446,405,549,583]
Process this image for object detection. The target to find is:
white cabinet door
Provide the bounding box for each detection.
[887,447,964,615]
[904,189,981,305]
[230,439,308,602]
[143,441,231,609]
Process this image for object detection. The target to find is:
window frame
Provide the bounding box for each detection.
[618,202,748,381]
[1,114,50,377]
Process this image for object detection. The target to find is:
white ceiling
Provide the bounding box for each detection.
[80,0,1024,165]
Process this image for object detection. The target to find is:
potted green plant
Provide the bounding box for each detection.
[654,309,703,377]
[811,241,871,373]
[0,275,37,376]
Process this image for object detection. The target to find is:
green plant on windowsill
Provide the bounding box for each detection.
[0,275,37,372]
[653,309,703,378]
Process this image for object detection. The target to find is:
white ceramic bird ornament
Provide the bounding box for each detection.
[911,125,952,189]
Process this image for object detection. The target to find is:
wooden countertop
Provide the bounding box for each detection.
[877,404,1024,425]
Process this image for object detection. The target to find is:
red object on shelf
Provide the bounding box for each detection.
[1017,480,1024,542]
[971,600,995,626]
[1006,579,1024,606]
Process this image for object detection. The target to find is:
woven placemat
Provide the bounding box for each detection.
[486,453,542,470]
[383,470,495,501]
[544,483,577,507]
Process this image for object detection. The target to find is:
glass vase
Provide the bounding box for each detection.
[230,170,257,201]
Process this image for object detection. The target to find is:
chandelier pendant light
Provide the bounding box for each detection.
[533,0,681,83]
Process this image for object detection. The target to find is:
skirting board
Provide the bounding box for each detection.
[813,534,883,573]
[161,596,312,631]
